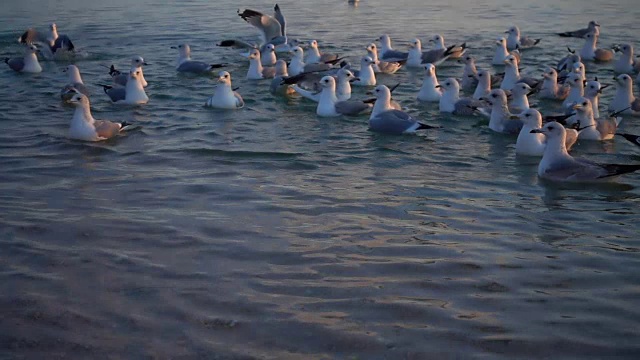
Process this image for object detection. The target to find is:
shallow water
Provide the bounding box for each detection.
[1,0,640,358]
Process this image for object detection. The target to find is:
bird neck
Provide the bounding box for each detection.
[371,96,391,117]
[69,70,83,84]
[72,104,95,126]
[249,58,263,75]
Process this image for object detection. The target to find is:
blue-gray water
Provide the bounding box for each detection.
[2,0,640,358]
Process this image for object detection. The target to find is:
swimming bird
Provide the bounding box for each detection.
[613,44,640,74]
[472,69,492,100]
[205,71,244,109]
[290,67,355,102]
[377,34,408,61]
[407,38,454,67]
[108,56,148,87]
[509,82,534,113]
[571,98,622,140]
[531,122,640,182]
[366,43,403,74]
[540,68,569,100]
[305,40,340,64]
[4,44,42,73]
[515,109,578,156]
[584,79,607,118]
[557,20,600,38]
[579,31,614,62]
[246,48,276,80]
[428,34,466,59]
[492,37,521,66]
[501,55,539,91]
[261,43,277,66]
[369,85,436,134]
[460,55,478,91]
[315,76,370,117]
[483,89,522,134]
[172,44,226,74]
[609,74,640,116]
[562,72,585,110]
[101,70,148,105]
[557,53,581,74]
[506,25,540,51]
[417,63,442,102]
[60,65,90,101]
[270,60,296,95]
[350,56,376,86]
[67,93,130,141]
[18,23,75,59]
[288,46,342,76]
[438,78,482,116]
[237,4,288,49]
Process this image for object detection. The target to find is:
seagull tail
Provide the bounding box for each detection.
[119,121,134,131]
[417,122,439,130]
[600,164,640,178]
[557,32,573,37]
[616,133,640,147]
[97,84,113,93]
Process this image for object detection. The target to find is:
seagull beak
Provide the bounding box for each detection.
[504,30,510,34]
[170,46,177,49]
[349,77,360,83]
[571,102,582,110]
[510,115,521,120]
[598,84,610,93]
[143,62,149,65]
[435,84,442,88]
[530,129,543,133]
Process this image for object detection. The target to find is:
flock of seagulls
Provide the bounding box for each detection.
[4,3,640,183]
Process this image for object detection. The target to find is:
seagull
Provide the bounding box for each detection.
[571,98,622,140]
[315,76,371,117]
[270,60,296,95]
[505,25,540,51]
[482,89,522,134]
[289,67,356,102]
[539,67,569,100]
[246,48,276,79]
[438,77,481,115]
[288,46,342,76]
[60,65,90,101]
[237,4,289,50]
[428,34,466,59]
[557,20,600,38]
[369,85,437,134]
[501,55,539,91]
[472,69,492,100]
[609,74,640,116]
[531,122,640,182]
[108,56,148,87]
[459,55,478,91]
[349,56,376,86]
[515,108,578,156]
[509,82,534,113]
[4,44,42,73]
[18,23,75,59]
[366,43,404,74]
[579,31,614,62]
[101,69,148,105]
[406,38,455,67]
[172,44,226,74]
[613,44,640,74]
[377,34,409,61]
[557,53,581,75]
[305,40,340,64]
[417,63,442,102]
[205,71,244,109]
[261,44,277,66]
[584,79,608,118]
[67,93,131,141]
[492,37,521,65]
[562,72,586,110]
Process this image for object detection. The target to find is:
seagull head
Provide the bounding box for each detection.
[217,71,232,85]
[320,76,336,89]
[132,56,148,67]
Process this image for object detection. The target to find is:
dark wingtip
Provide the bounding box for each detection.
[617,133,640,146]
[209,63,226,70]
[217,40,236,47]
[97,84,113,93]
[417,122,438,130]
[557,32,571,37]
[388,83,401,93]
[4,58,9,64]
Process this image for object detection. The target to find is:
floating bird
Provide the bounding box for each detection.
[369,85,436,134]
[377,34,408,61]
[205,71,244,109]
[305,40,340,64]
[501,55,539,91]
[67,93,131,141]
[428,34,466,59]
[315,76,370,117]
[246,48,276,80]
[4,44,42,73]
[557,20,600,38]
[237,4,290,50]
[438,77,481,115]
[101,70,148,104]
[492,37,520,66]
[459,55,478,91]
[18,23,75,59]
[289,68,356,102]
[472,69,492,100]
[288,46,342,76]
[515,108,578,156]
[366,43,403,74]
[261,43,277,66]
[482,89,522,134]
[108,56,148,87]
[540,68,569,100]
[349,56,377,86]
[531,122,640,182]
[60,65,90,101]
[506,25,540,50]
[613,44,640,74]
[609,74,640,116]
[270,60,296,95]
[509,82,534,113]
[417,63,442,102]
[407,38,456,67]
[172,44,226,74]
[571,98,622,140]
[579,31,614,62]
[584,79,608,118]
